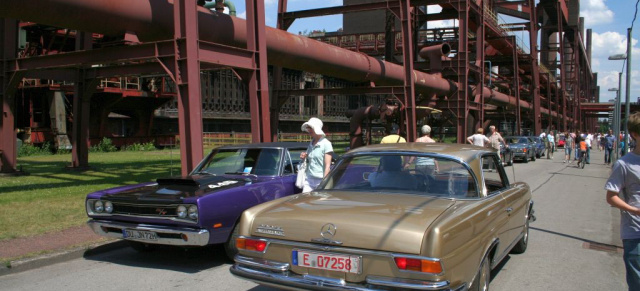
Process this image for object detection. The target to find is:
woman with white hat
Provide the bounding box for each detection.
[299,117,334,192]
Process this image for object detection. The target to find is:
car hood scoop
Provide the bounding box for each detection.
[250,191,455,254]
[104,175,249,202]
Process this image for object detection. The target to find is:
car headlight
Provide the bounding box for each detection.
[104,201,113,213]
[94,200,104,213]
[177,205,187,218]
[188,205,198,220]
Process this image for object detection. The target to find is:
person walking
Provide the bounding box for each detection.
[299,117,334,192]
[574,131,582,161]
[380,124,406,144]
[564,131,574,163]
[412,125,438,174]
[605,112,640,291]
[547,131,555,159]
[467,128,490,147]
[585,131,593,164]
[604,130,615,164]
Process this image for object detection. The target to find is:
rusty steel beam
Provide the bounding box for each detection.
[70,31,93,169]
[173,0,204,175]
[528,0,541,135]
[0,0,562,121]
[0,19,19,173]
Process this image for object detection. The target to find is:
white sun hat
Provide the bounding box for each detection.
[301,117,325,137]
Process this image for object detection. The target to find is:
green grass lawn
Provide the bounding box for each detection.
[0,149,183,241]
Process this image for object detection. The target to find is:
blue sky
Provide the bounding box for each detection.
[221,0,638,104]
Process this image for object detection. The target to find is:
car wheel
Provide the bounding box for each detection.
[470,254,491,291]
[508,155,513,166]
[511,217,529,254]
[531,152,536,161]
[128,241,158,252]
[523,154,529,163]
[224,223,240,261]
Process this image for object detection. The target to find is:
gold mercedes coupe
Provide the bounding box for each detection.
[230,143,534,291]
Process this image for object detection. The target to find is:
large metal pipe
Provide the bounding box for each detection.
[0,0,555,116]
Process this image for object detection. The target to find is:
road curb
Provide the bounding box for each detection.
[0,240,128,277]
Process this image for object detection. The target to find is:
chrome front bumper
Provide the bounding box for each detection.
[231,255,464,291]
[87,219,210,246]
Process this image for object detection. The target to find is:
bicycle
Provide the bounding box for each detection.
[576,150,586,169]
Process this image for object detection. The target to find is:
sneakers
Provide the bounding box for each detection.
[563,160,566,163]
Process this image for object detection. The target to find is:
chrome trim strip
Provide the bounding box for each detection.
[366,276,450,290]
[86,219,209,246]
[86,200,198,224]
[234,255,289,272]
[231,264,456,291]
[241,236,398,257]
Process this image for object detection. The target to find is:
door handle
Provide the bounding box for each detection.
[506,207,513,213]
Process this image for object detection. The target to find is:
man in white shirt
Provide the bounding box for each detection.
[467,128,490,147]
[585,132,593,164]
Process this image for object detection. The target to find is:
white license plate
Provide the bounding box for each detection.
[123,229,158,241]
[293,250,361,274]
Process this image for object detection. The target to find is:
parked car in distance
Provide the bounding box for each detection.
[530,137,546,158]
[86,142,308,258]
[500,141,514,166]
[557,134,566,148]
[505,136,536,163]
[231,143,534,291]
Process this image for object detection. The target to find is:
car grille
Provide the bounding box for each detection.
[112,203,178,218]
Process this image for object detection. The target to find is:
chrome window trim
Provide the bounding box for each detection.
[320,151,481,198]
[365,276,450,290]
[479,153,509,198]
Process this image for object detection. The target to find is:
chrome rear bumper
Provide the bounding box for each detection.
[231,255,463,291]
[87,219,209,246]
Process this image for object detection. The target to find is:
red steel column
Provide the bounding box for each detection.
[0,19,18,173]
[245,0,271,143]
[399,0,416,141]
[456,0,470,142]
[512,37,521,135]
[174,0,204,175]
[529,0,541,135]
[557,2,567,131]
[271,0,288,142]
[70,31,95,169]
[475,4,485,130]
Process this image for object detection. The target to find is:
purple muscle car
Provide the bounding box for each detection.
[86,142,308,258]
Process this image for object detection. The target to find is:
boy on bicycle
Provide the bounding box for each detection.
[577,139,587,167]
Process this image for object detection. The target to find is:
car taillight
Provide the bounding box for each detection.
[523,148,527,152]
[394,257,443,274]
[236,237,268,252]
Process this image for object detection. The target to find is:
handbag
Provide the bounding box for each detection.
[295,158,307,189]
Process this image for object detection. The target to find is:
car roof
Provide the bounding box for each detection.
[216,142,308,150]
[346,142,495,163]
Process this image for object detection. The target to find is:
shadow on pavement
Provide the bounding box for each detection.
[531,227,622,248]
[83,242,230,274]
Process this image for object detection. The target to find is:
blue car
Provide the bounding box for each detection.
[530,136,546,158]
[505,136,536,163]
[85,142,308,259]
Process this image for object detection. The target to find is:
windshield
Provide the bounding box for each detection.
[506,137,529,144]
[196,148,282,176]
[319,153,478,198]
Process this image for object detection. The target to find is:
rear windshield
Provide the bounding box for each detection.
[319,154,479,198]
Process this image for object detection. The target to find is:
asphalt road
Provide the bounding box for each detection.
[0,148,627,290]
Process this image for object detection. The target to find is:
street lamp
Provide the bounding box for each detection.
[608,27,633,156]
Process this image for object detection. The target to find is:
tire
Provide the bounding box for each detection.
[508,155,513,166]
[128,241,158,252]
[581,158,586,169]
[470,254,491,291]
[511,218,529,254]
[224,223,240,261]
[531,152,536,161]
[523,154,529,163]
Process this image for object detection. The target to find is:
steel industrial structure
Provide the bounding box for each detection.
[0,0,598,175]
